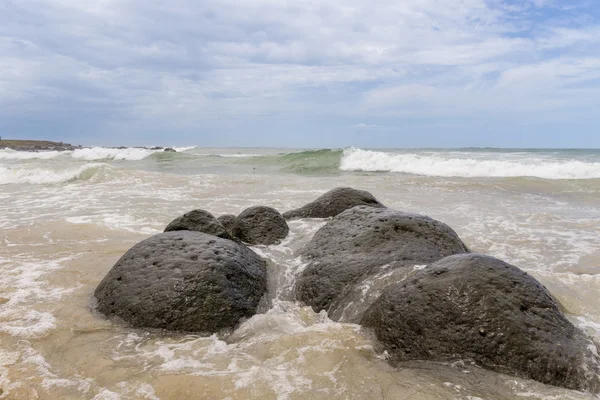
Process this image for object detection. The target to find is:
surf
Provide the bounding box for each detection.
[340,148,600,179]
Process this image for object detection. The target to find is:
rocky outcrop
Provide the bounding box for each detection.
[94,231,267,333]
[232,206,289,245]
[296,206,469,322]
[164,209,230,239]
[361,253,600,393]
[217,214,238,237]
[283,187,384,220]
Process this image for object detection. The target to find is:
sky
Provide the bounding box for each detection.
[1,0,600,148]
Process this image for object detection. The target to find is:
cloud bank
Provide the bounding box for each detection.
[1,0,599,147]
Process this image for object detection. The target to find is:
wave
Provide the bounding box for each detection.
[0,163,106,185]
[253,149,343,174]
[197,153,263,158]
[0,149,65,160]
[0,146,197,161]
[71,147,161,161]
[174,146,197,153]
[340,148,600,179]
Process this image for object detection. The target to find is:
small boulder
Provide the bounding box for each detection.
[361,253,600,393]
[94,231,267,333]
[164,209,230,239]
[283,187,384,220]
[232,206,289,246]
[296,206,469,322]
[217,214,238,237]
[164,148,176,152]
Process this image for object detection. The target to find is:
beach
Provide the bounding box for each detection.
[1,146,599,399]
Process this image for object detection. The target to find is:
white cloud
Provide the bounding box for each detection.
[0,0,599,133]
[352,123,379,129]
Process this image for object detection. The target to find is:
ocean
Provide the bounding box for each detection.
[1,146,599,399]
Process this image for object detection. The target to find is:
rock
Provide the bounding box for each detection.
[164,209,230,239]
[283,187,385,220]
[217,214,238,237]
[232,206,289,245]
[164,148,176,152]
[94,231,267,333]
[296,206,469,322]
[361,253,600,393]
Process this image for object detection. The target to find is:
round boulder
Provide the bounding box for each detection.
[232,206,289,245]
[361,253,600,392]
[296,206,469,322]
[164,209,230,239]
[94,231,267,334]
[283,187,384,220]
[217,214,238,237]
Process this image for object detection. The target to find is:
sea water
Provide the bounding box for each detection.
[1,147,599,399]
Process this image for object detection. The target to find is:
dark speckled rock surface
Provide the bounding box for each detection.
[283,187,384,220]
[296,206,469,322]
[164,209,230,239]
[232,206,289,245]
[94,231,267,334]
[362,253,600,393]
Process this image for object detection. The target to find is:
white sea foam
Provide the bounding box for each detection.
[71,147,158,161]
[173,146,197,152]
[0,146,195,162]
[0,149,66,160]
[340,148,600,179]
[92,389,123,400]
[0,163,105,185]
[0,310,57,339]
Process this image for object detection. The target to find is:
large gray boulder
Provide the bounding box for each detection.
[94,231,267,334]
[361,254,600,393]
[283,187,384,220]
[232,206,289,245]
[164,209,230,239]
[295,206,469,322]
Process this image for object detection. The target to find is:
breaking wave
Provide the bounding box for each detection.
[0,149,64,160]
[0,163,106,185]
[340,148,600,179]
[0,146,196,161]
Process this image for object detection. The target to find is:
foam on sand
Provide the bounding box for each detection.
[340,148,600,179]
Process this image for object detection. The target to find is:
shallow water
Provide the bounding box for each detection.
[1,147,599,399]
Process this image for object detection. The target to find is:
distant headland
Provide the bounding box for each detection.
[0,139,80,152]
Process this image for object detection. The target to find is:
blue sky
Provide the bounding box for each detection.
[1,0,600,148]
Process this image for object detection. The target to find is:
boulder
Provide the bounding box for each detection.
[283,187,384,220]
[295,206,469,322]
[164,148,176,152]
[164,209,230,239]
[94,231,267,333]
[232,206,289,245]
[217,214,238,237]
[361,253,600,393]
